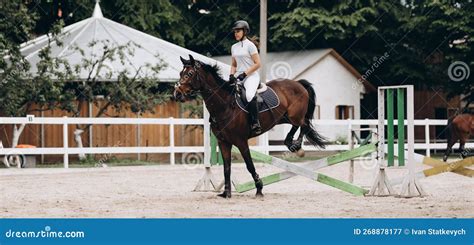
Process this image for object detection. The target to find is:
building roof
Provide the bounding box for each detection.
[20,2,229,82]
[214,48,375,92]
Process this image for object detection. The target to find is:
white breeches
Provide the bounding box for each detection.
[239,72,260,102]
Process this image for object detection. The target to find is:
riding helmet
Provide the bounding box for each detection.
[232,20,250,34]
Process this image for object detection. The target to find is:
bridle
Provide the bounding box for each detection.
[175,61,226,98]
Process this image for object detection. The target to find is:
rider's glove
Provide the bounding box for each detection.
[229,74,237,84]
[237,72,247,81]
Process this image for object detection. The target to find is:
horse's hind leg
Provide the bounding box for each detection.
[290,126,310,157]
[284,126,299,152]
[443,138,456,162]
[293,125,308,151]
[236,141,263,197]
[459,138,467,159]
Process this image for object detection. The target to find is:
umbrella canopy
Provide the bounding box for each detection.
[20,1,230,81]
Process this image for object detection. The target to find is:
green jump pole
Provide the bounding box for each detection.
[233,143,376,194]
[210,132,217,165]
[397,88,405,166]
[387,89,395,167]
[210,132,223,165]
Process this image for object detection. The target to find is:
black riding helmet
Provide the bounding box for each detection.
[232,20,250,34]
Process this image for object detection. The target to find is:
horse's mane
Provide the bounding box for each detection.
[200,62,234,94]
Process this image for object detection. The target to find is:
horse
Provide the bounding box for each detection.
[173,55,327,198]
[443,113,473,161]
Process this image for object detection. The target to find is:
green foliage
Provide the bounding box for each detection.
[4,0,473,114]
[1,2,171,120]
[269,1,379,47]
[59,40,170,120]
[182,99,203,119]
[0,6,68,117]
[269,0,472,101]
[108,0,190,46]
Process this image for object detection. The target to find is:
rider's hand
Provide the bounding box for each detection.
[237,72,247,81]
[229,74,237,84]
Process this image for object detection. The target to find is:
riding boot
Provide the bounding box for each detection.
[247,97,262,134]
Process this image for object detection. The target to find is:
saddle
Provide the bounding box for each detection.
[235,83,280,113]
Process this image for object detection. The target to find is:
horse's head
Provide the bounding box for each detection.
[173,54,203,102]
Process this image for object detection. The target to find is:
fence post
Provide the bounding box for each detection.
[425,118,430,157]
[63,116,69,168]
[387,89,394,166]
[397,88,405,166]
[169,117,175,165]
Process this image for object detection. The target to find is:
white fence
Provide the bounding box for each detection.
[0,117,203,168]
[0,117,472,168]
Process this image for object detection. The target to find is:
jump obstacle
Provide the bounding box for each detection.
[390,153,473,186]
[232,142,376,196]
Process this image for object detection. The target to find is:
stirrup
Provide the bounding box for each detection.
[251,122,262,134]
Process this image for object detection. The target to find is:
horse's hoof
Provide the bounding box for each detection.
[255,192,264,198]
[296,149,305,158]
[217,191,231,198]
[287,145,297,152]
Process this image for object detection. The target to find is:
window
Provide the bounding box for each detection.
[314,105,321,119]
[336,105,354,119]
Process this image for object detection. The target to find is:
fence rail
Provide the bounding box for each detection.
[0,117,472,168]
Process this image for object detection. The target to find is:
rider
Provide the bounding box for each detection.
[229,20,262,134]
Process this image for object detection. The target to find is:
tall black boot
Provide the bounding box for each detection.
[247,97,262,134]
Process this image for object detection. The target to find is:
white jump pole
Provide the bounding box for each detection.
[399,85,426,197]
[193,103,218,192]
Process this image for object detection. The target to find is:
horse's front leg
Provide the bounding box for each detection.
[235,141,263,197]
[217,140,233,198]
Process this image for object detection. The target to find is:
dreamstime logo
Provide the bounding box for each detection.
[4,225,85,239]
[358,154,378,171]
[1,148,26,168]
[353,52,390,90]
[182,152,204,170]
[447,61,470,82]
[95,141,122,167]
[270,61,292,79]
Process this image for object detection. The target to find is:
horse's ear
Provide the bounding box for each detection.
[189,54,195,65]
[180,56,187,64]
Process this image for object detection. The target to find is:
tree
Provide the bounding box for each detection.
[0,3,69,154]
[58,40,169,160]
[268,1,473,103]
[1,2,171,163]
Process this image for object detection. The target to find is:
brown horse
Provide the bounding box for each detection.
[443,113,474,161]
[173,55,327,198]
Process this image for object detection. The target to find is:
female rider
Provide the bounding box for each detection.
[229,20,262,134]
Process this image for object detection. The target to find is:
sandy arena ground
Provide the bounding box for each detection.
[1,159,473,218]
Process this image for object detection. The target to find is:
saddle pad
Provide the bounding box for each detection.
[236,86,280,113]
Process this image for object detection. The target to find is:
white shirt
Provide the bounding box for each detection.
[231,38,259,75]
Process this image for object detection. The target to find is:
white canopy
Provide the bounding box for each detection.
[20,2,230,81]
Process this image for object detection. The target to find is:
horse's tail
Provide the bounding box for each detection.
[297,79,327,149]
